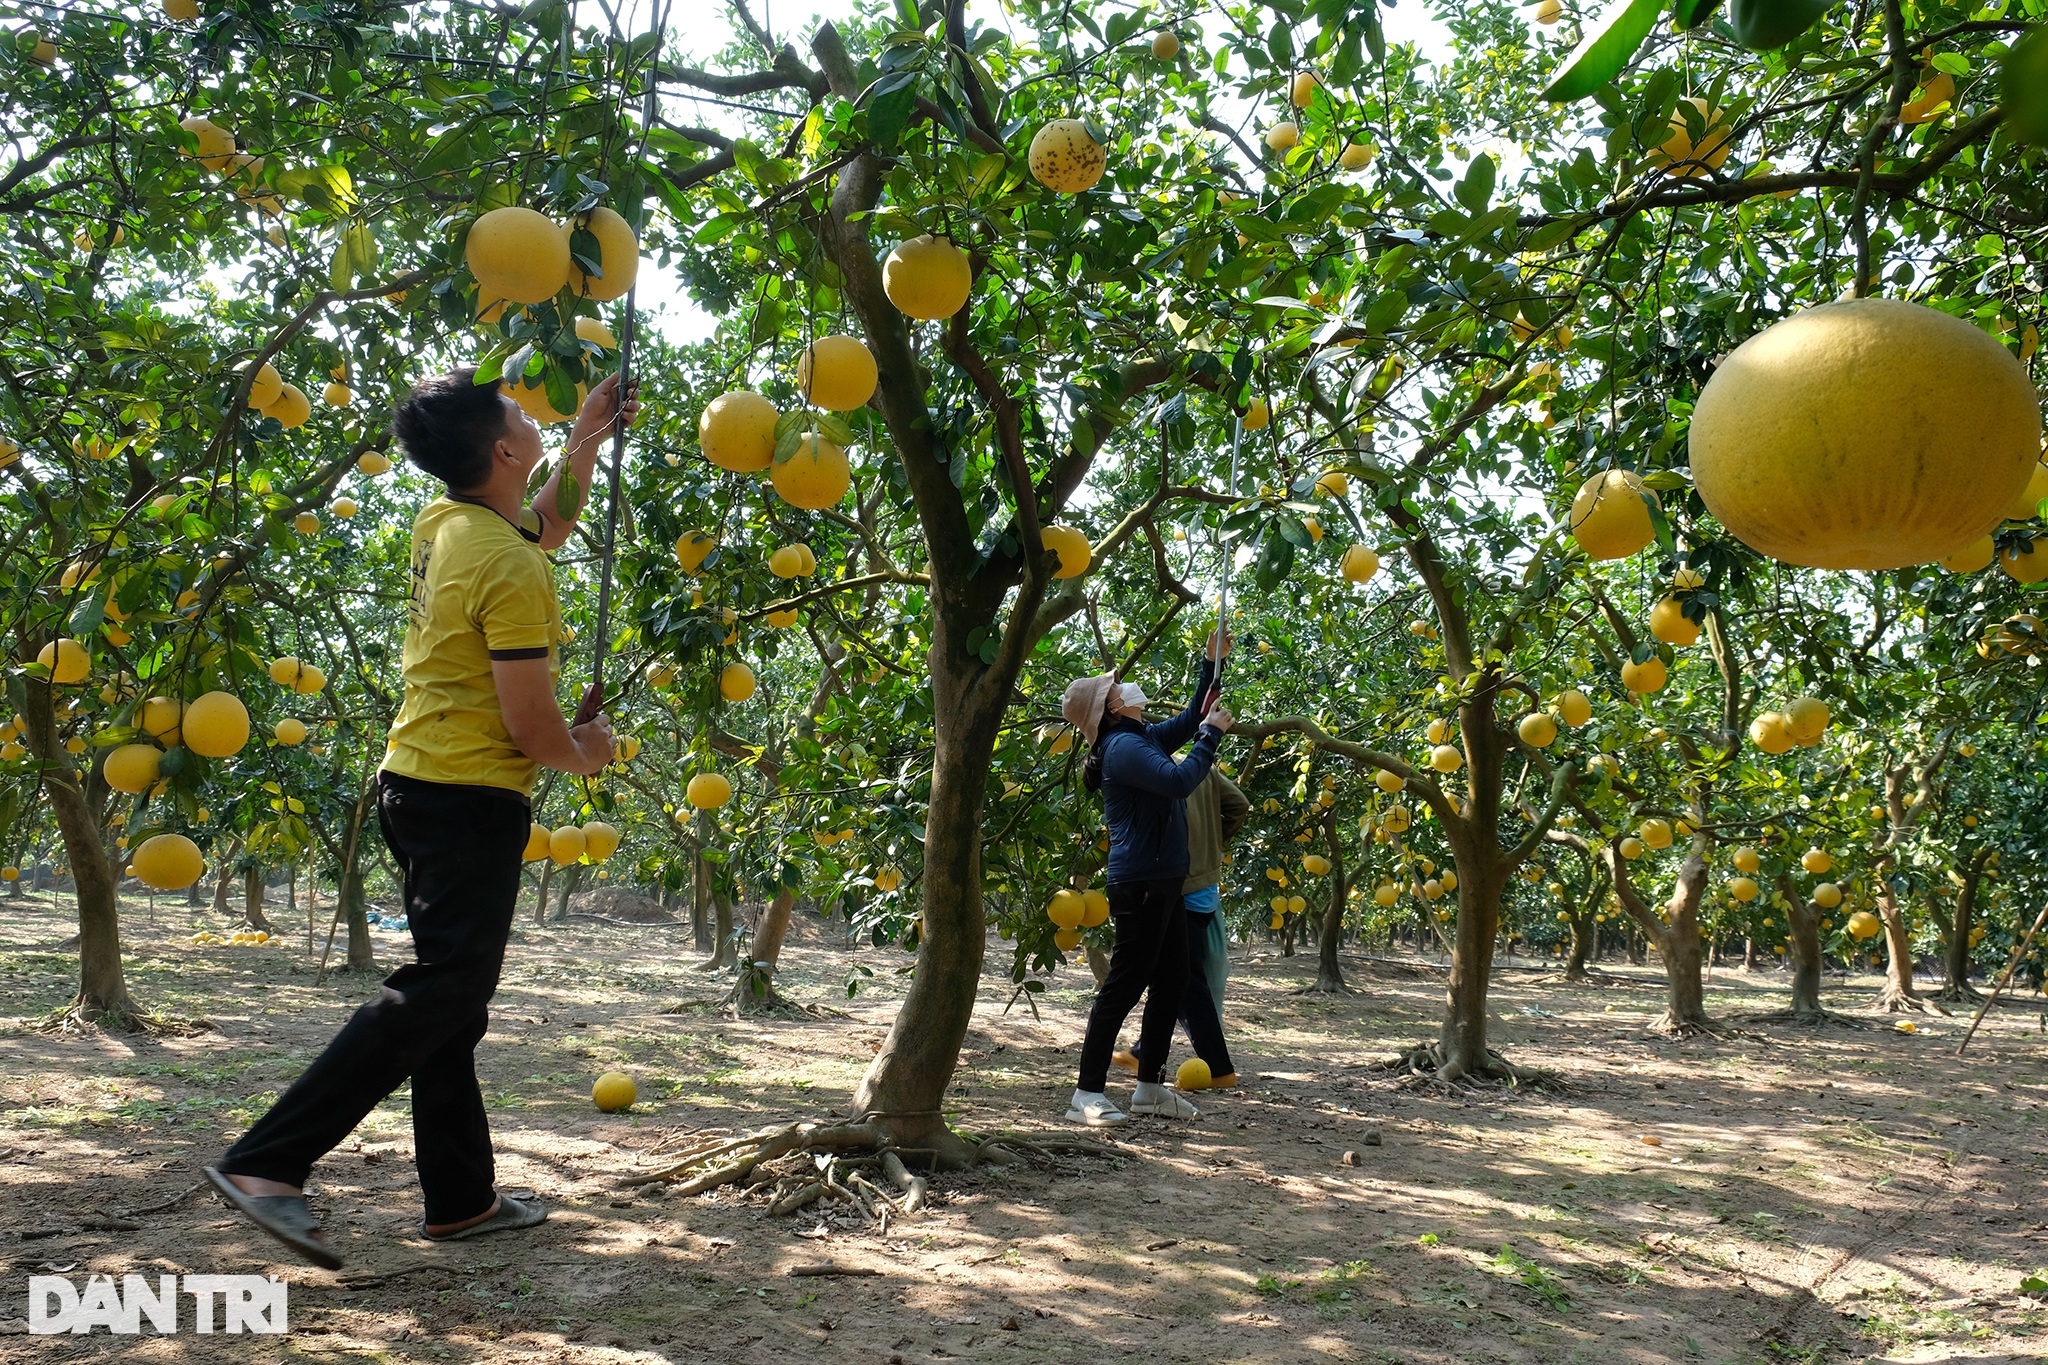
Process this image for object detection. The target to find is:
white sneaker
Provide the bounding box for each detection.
[1130,1089,1201,1119]
[1064,1091,1128,1126]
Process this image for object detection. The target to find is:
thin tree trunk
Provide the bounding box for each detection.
[1937,849,1991,1003]
[533,859,554,926]
[1436,854,1505,1080]
[243,862,270,932]
[1311,811,1350,992]
[691,854,711,950]
[340,792,375,969]
[209,844,238,922]
[1871,883,1941,1013]
[21,678,139,1026]
[554,863,583,921]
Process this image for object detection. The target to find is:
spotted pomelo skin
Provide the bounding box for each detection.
[1689,298,2040,570]
[1028,120,1107,193]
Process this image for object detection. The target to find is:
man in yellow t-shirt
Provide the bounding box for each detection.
[208,366,637,1269]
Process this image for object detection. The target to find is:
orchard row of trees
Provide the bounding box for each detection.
[3,1,2045,1154]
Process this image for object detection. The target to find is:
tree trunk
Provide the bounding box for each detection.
[1312,833,1350,994]
[848,676,1002,1166]
[1871,884,1941,1013]
[20,678,140,1027]
[554,863,583,921]
[1565,913,1593,979]
[340,793,375,969]
[532,859,554,926]
[209,845,238,922]
[1937,851,1991,1003]
[1608,845,1714,1033]
[1744,937,1759,971]
[1786,898,1825,1017]
[691,854,711,950]
[243,862,270,932]
[1436,854,1505,1080]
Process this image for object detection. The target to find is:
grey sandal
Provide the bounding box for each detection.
[203,1166,344,1270]
[420,1193,548,1243]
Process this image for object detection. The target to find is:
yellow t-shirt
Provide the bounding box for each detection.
[382,497,561,795]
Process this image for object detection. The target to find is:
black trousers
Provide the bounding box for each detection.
[1176,912,1235,1078]
[1077,878,1188,1091]
[218,771,528,1225]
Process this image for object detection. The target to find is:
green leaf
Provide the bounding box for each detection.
[555,467,582,520]
[1671,0,1724,28]
[1540,0,1665,104]
[1455,155,1496,213]
[1728,0,1838,50]
[275,164,357,213]
[1253,531,1296,591]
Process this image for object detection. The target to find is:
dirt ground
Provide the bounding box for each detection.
[1,890,2045,1364]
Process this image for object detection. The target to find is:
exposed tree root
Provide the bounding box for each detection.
[1366,1041,1564,1093]
[1933,980,1984,1005]
[617,1119,1119,1226]
[1295,974,1353,996]
[1740,1007,1871,1030]
[30,999,212,1037]
[1870,984,1950,1017]
[1645,1012,1750,1040]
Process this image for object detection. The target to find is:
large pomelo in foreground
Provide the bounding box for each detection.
[1689,299,2040,570]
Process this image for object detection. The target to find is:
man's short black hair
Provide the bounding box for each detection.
[392,368,509,489]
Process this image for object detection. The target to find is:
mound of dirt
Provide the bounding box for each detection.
[565,887,675,923]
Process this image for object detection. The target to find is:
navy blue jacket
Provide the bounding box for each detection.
[1099,659,1223,886]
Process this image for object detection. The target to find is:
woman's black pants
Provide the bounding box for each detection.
[1077,877,1189,1091]
[216,772,528,1226]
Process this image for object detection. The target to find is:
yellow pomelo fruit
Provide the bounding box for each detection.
[698,391,779,472]
[1749,711,1793,754]
[1671,566,1706,590]
[36,638,91,684]
[687,772,732,809]
[1243,397,1270,429]
[561,206,639,301]
[322,383,353,409]
[1340,545,1379,583]
[178,115,237,171]
[592,1071,637,1112]
[768,544,814,578]
[509,376,584,425]
[1425,718,1450,744]
[1784,696,1830,746]
[1568,469,1657,560]
[246,361,283,411]
[581,821,621,861]
[2000,537,2048,584]
[1375,768,1403,792]
[1941,536,1990,573]
[164,0,201,19]
[674,529,717,574]
[765,608,799,628]
[1648,97,1733,178]
[1731,846,1761,875]
[1381,805,1411,833]
[293,664,326,694]
[1517,712,1558,748]
[1374,883,1398,907]
[140,695,183,745]
[1649,596,1699,646]
[2005,462,2048,521]
[1801,848,1833,874]
[1047,889,1086,928]
[883,235,972,320]
[1054,926,1083,951]
[273,717,307,746]
[466,206,571,305]
[268,656,306,687]
[266,383,311,429]
[1847,909,1881,940]
[1689,299,2040,570]
[133,834,204,890]
[1290,71,1322,108]
[1429,743,1464,773]
[522,823,550,861]
[103,743,162,794]
[1040,524,1092,578]
[574,316,617,350]
[772,434,851,509]
[1536,0,1563,22]
[1640,818,1673,850]
[1618,837,1644,861]
[182,691,249,757]
[874,865,903,892]
[719,662,757,702]
[293,511,320,535]
[331,497,357,518]
[1339,140,1377,169]
[1265,121,1300,152]
[1728,875,1759,902]
[1813,882,1843,908]
[358,450,392,476]
[1301,854,1330,877]
[1555,689,1592,727]
[1028,119,1108,193]
[1080,890,1109,927]
[797,335,878,411]
[548,825,586,866]
[1151,31,1179,59]
[614,734,640,762]
[1621,657,1667,694]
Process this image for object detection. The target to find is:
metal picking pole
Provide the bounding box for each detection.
[1206,417,1244,705]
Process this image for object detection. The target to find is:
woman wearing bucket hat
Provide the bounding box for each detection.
[1058,629,1233,1125]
